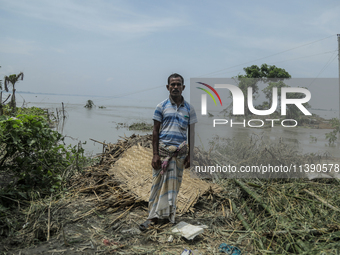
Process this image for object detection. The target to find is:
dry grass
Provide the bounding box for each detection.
[1,134,339,254]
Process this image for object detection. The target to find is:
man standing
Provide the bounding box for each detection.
[140,73,197,231]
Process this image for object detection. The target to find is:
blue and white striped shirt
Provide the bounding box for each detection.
[153,96,197,146]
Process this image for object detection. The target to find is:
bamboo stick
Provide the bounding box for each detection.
[296,239,309,251]
[242,200,255,222]
[247,182,262,188]
[62,224,69,246]
[304,189,340,212]
[108,204,134,227]
[72,208,97,222]
[90,138,108,146]
[230,199,265,250]
[47,197,52,241]
[230,199,251,231]
[234,179,275,215]
[76,183,110,193]
[234,179,308,252]
[285,193,321,203]
[220,228,329,235]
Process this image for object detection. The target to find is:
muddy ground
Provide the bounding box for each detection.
[1,185,251,255]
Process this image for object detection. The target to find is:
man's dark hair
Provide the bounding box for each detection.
[168,73,184,85]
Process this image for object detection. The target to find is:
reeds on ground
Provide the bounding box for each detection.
[1,134,339,254]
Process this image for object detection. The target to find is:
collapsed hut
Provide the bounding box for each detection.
[74,134,340,254]
[3,134,340,254]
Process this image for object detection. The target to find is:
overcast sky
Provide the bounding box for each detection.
[0,0,339,102]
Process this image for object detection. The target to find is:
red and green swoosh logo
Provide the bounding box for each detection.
[196,82,223,106]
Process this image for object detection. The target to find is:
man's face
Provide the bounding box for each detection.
[167,77,185,98]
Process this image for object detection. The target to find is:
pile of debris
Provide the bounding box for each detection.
[2,134,340,254]
[69,134,340,253]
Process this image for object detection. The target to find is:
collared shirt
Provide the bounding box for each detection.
[153,96,197,146]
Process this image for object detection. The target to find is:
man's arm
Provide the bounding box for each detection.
[152,120,162,169]
[184,124,195,168]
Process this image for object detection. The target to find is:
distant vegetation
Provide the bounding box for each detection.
[84,100,105,109]
[129,122,153,131]
[0,70,25,115]
[3,72,24,113]
[84,100,95,108]
[225,63,311,125]
[325,118,340,145]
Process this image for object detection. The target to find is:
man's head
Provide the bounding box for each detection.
[167,73,184,85]
[166,73,185,99]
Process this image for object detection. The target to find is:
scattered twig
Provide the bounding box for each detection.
[304,189,340,212]
[107,204,135,227]
[90,138,108,146]
[47,195,52,241]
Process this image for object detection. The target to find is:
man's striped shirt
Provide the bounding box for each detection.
[153,96,197,146]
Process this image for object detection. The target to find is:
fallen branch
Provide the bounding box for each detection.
[234,179,309,252]
[47,196,52,241]
[304,189,340,212]
[231,199,265,250]
[220,228,330,235]
[234,179,275,215]
[90,138,108,146]
[108,204,134,227]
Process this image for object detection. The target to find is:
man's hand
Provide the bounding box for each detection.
[152,120,161,170]
[184,155,190,169]
[152,154,161,170]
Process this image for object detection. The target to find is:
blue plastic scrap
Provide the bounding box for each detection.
[218,243,241,255]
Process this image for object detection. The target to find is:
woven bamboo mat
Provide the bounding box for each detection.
[108,144,222,214]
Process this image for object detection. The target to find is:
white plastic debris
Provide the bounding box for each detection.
[172,221,206,240]
[167,235,174,242]
[22,222,29,229]
[121,227,141,235]
[181,249,192,255]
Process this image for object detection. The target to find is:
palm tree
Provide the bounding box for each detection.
[4,72,24,112]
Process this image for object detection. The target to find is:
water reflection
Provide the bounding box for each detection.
[196,116,340,158]
[12,92,340,159]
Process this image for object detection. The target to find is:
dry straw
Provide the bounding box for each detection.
[3,134,340,254]
[109,144,223,214]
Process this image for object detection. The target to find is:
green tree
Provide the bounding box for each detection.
[4,72,24,113]
[242,63,291,81]
[262,80,289,107]
[236,64,291,116]
[284,89,311,121]
[233,77,259,116]
[325,118,340,145]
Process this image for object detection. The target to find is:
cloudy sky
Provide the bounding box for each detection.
[0,0,339,102]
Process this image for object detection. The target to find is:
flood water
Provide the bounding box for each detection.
[13,92,156,156]
[11,92,340,159]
